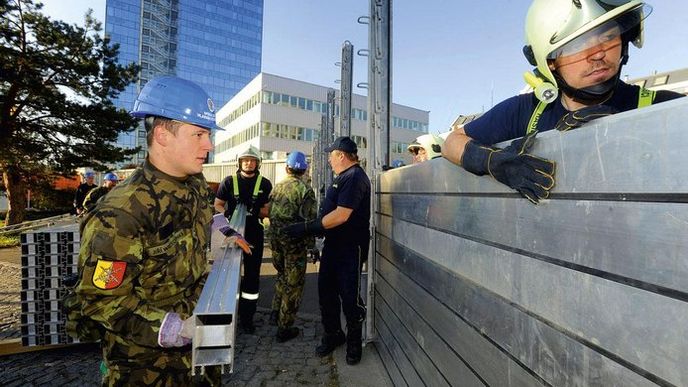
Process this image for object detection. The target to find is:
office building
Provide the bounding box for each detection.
[105,0,263,164]
[627,67,688,95]
[214,73,429,164]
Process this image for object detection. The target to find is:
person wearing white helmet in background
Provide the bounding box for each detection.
[81,172,119,213]
[214,145,273,334]
[407,134,444,164]
[443,0,684,204]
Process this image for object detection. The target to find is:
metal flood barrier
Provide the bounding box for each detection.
[373,98,688,387]
[192,204,247,375]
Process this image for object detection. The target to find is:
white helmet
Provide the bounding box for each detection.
[238,146,261,171]
[407,134,444,160]
[523,0,651,102]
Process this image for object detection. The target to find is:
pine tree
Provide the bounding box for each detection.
[0,0,139,225]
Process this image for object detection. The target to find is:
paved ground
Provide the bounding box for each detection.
[0,246,392,386]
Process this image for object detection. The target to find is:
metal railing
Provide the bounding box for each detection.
[0,214,75,236]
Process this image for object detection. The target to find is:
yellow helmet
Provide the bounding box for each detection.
[523,0,651,102]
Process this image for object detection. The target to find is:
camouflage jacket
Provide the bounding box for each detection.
[268,174,317,247]
[82,186,109,213]
[68,159,213,356]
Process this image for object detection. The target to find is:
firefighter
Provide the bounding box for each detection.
[214,146,272,333]
[407,134,444,164]
[442,0,684,204]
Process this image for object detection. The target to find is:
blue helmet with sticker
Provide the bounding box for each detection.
[130,76,221,131]
[286,151,308,170]
[84,171,95,178]
[103,172,118,182]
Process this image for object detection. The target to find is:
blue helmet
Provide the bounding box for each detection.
[391,159,405,168]
[103,172,119,182]
[286,151,308,170]
[130,76,221,131]
[84,171,95,178]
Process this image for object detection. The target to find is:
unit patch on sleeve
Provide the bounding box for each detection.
[92,260,127,290]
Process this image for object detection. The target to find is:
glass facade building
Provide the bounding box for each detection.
[105,0,263,164]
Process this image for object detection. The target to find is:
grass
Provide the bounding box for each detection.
[0,233,20,248]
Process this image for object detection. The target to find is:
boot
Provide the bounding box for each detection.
[345,322,363,365]
[315,330,346,357]
[276,327,299,343]
[269,310,278,326]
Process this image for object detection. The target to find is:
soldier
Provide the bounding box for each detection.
[81,172,119,213]
[65,76,225,386]
[268,151,317,343]
[214,146,272,333]
[73,171,96,215]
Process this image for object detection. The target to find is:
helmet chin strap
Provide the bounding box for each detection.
[554,41,630,105]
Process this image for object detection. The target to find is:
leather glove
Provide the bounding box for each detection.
[282,218,325,239]
[461,131,555,204]
[555,105,619,132]
[309,248,321,263]
[158,312,193,348]
[212,214,253,254]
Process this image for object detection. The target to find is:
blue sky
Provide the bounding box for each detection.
[41,1,688,133]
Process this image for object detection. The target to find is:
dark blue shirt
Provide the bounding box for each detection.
[464,82,684,145]
[321,164,371,243]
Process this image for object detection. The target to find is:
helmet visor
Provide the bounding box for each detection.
[548,5,651,66]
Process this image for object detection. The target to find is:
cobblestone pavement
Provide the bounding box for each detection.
[0,309,339,386]
[0,243,391,387]
[0,261,21,341]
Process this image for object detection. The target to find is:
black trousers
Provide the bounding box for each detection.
[318,235,368,335]
[239,230,264,324]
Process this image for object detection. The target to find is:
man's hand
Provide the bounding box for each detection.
[461,131,555,204]
[282,218,324,238]
[309,248,320,263]
[158,312,192,348]
[555,105,619,132]
[212,214,253,254]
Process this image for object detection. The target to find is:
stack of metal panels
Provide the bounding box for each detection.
[20,222,80,346]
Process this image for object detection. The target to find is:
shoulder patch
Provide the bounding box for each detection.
[92,260,127,290]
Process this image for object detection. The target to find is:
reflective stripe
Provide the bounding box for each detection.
[241,292,259,300]
[526,100,548,135]
[232,174,263,200]
[526,87,656,135]
[638,87,655,108]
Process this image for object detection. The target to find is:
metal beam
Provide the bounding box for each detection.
[191,204,247,375]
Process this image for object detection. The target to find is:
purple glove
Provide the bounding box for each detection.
[158,312,192,348]
[212,214,253,254]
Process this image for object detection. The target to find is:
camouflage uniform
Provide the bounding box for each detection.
[82,186,110,213]
[268,174,317,329]
[65,160,220,386]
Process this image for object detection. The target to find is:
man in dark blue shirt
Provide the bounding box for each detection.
[442,0,684,204]
[282,136,371,365]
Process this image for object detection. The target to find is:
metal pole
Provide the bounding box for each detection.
[339,41,354,138]
[364,0,392,344]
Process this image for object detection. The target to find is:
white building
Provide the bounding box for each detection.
[213,73,429,164]
[627,67,688,95]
